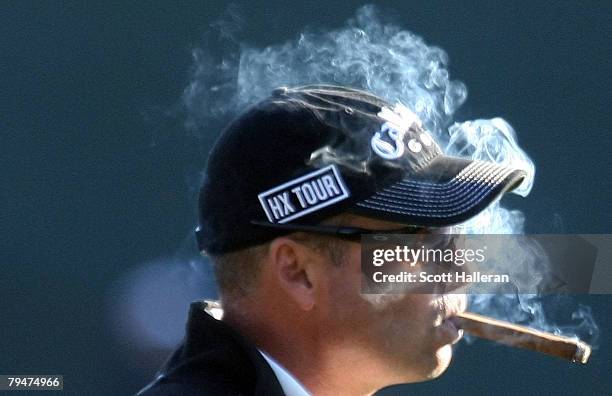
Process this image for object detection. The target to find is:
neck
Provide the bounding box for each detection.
[221,296,380,396]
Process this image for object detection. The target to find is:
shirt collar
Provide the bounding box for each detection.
[258,350,311,396]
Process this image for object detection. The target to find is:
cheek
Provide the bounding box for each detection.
[327,270,368,318]
[380,295,436,335]
[322,248,438,342]
[323,264,396,334]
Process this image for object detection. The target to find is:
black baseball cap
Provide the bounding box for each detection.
[196,85,526,254]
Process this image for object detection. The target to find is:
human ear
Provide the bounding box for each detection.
[268,237,318,311]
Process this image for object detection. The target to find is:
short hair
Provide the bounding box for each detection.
[210,215,352,299]
[209,243,269,299]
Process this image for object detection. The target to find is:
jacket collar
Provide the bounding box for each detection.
[180,300,286,396]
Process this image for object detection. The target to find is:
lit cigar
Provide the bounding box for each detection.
[453,312,591,364]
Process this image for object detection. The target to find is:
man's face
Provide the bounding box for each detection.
[315,215,466,385]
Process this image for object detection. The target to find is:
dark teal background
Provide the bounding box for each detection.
[2,1,611,395]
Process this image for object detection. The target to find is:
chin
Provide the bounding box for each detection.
[410,344,453,382]
[393,344,454,385]
[428,344,453,379]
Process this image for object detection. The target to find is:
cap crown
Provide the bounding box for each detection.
[198,85,441,253]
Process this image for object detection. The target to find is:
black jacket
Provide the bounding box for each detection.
[136,300,286,396]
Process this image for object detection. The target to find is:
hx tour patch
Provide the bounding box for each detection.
[258,165,350,223]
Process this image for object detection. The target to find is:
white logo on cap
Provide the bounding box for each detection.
[408,138,422,153]
[258,165,350,224]
[371,103,422,160]
[420,132,433,147]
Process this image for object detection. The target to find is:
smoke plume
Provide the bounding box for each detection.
[182,5,597,346]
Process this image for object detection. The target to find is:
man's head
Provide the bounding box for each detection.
[196,85,524,392]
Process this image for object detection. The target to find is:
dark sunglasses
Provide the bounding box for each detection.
[250,220,452,242]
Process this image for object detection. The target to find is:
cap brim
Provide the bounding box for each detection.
[352,156,526,227]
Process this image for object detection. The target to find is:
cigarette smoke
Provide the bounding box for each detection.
[183,5,597,345]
